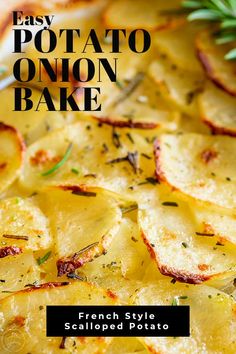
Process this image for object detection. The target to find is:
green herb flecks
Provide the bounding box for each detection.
[37,251,51,265]
[41,143,72,176]
[171,295,188,305]
[71,168,80,175]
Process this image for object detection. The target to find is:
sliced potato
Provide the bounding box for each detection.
[34,185,122,276]
[134,280,236,354]
[196,30,236,96]
[199,83,236,136]
[0,253,40,299]
[155,134,236,210]
[106,338,148,354]
[103,0,184,31]
[138,187,236,284]
[0,197,51,255]
[91,74,180,131]
[0,281,117,354]
[149,57,205,116]
[0,87,69,145]
[20,120,156,197]
[153,23,205,73]
[0,123,25,195]
[81,218,150,281]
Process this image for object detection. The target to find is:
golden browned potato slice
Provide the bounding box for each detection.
[103,0,184,31]
[0,281,118,354]
[0,197,51,256]
[20,120,156,197]
[199,83,236,136]
[82,218,150,280]
[149,57,205,116]
[0,253,40,299]
[0,88,69,145]
[154,134,236,210]
[138,187,236,284]
[0,123,24,195]
[153,23,205,74]
[134,280,236,354]
[196,30,236,96]
[79,217,156,301]
[34,185,121,276]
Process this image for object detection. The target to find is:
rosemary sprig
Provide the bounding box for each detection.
[182,0,236,59]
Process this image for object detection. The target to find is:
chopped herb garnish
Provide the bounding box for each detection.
[102,143,109,153]
[162,201,179,207]
[146,177,159,185]
[196,232,215,237]
[208,295,212,299]
[67,273,84,280]
[182,242,188,248]
[141,153,151,160]
[115,80,124,89]
[171,278,176,284]
[226,177,231,181]
[112,128,122,148]
[107,151,139,173]
[0,279,5,283]
[171,297,179,306]
[171,295,188,306]
[71,168,79,175]
[1,290,14,293]
[37,251,51,265]
[126,132,134,144]
[72,190,97,197]
[84,173,97,178]
[121,203,138,214]
[113,72,145,106]
[216,241,224,246]
[2,234,29,241]
[41,143,72,176]
[138,177,159,186]
[131,236,138,242]
[73,242,99,258]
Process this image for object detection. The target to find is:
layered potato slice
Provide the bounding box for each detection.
[0,87,68,145]
[199,83,236,136]
[79,217,156,301]
[34,186,122,276]
[0,253,40,299]
[153,23,205,74]
[0,122,24,195]
[155,134,236,210]
[0,281,118,354]
[103,0,184,31]
[138,187,236,284]
[196,30,236,96]
[0,197,51,256]
[149,57,205,116]
[134,280,236,354]
[20,120,156,195]
[91,74,180,131]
